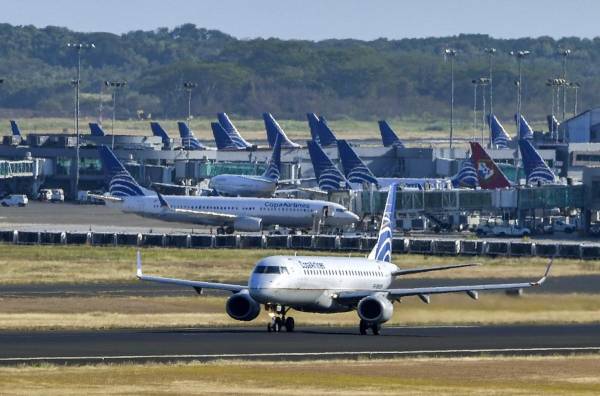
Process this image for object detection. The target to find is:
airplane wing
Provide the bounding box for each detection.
[155,190,237,222]
[336,262,551,305]
[392,263,479,276]
[135,251,245,293]
[87,193,123,203]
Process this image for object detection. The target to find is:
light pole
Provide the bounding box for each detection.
[471,79,478,142]
[569,81,581,115]
[510,50,530,137]
[478,77,490,145]
[183,81,197,122]
[484,48,496,145]
[105,80,127,149]
[67,42,95,198]
[444,49,457,149]
[546,78,559,139]
[559,49,571,121]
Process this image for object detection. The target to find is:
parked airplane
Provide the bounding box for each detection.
[217,113,253,149]
[469,142,512,189]
[9,120,22,141]
[211,122,241,150]
[150,122,172,149]
[306,113,337,146]
[336,140,478,189]
[208,136,282,197]
[96,145,358,233]
[89,123,106,137]
[177,122,207,150]
[516,114,534,140]
[307,113,321,143]
[487,115,512,149]
[378,120,405,148]
[307,140,351,191]
[518,139,557,185]
[135,184,551,334]
[263,113,301,148]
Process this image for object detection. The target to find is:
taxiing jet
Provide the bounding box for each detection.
[378,120,405,148]
[217,113,252,149]
[95,146,358,233]
[263,113,301,148]
[135,184,551,334]
[208,136,282,197]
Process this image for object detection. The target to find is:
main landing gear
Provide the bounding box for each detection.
[266,305,295,333]
[359,320,381,335]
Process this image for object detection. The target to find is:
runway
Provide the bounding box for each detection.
[1,324,599,365]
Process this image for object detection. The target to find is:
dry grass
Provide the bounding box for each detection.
[0,293,597,330]
[0,355,598,395]
[0,244,597,285]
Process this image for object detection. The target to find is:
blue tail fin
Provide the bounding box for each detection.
[10,120,21,137]
[89,123,106,137]
[450,158,478,188]
[336,140,379,186]
[211,122,239,150]
[98,145,149,197]
[316,116,337,146]
[515,114,534,140]
[378,120,405,148]
[261,135,281,181]
[368,183,397,262]
[307,141,348,191]
[518,140,556,185]
[262,113,300,148]
[177,122,206,150]
[217,113,251,148]
[307,113,321,143]
[487,114,512,149]
[150,122,171,148]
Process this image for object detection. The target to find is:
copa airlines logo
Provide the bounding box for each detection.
[477,161,495,181]
[182,136,203,150]
[347,165,378,185]
[109,171,145,197]
[373,187,396,263]
[318,166,346,191]
[229,134,247,148]
[526,165,554,184]
[492,135,510,149]
[263,162,280,181]
[453,159,478,187]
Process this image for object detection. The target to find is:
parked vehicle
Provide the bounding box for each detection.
[0,194,28,207]
[476,222,530,237]
[38,189,52,201]
[536,218,577,235]
[50,189,65,202]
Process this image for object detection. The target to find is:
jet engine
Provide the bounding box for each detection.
[233,217,262,232]
[357,294,393,323]
[226,291,261,321]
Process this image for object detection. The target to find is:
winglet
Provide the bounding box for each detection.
[136,250,143,278]
[531,259,553,286]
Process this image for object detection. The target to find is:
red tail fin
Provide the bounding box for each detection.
[469,142,512,189]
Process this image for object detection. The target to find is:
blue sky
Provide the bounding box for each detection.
[2,0,598,40]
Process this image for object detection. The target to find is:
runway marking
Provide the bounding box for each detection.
[2,346,600,364]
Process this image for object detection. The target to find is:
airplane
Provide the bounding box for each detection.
[307,113,321,143]
[515,114,534,140]
[211,122,242,150]
[263,113,301,148]
[150,122,172,149]
[89,123,106,137]
[306,113,337,146]
[487,114,512,149]
[336,139,478,190]
[469,142,513,189]
[96,145,358,234]
[208,136,282,197]
[306,140,352,191]
[177,121,208,150]
[9,120,22,142]
[217,113,253,149]
[518,139,557,185]
[135,184,552,334]
[378,120,405,148]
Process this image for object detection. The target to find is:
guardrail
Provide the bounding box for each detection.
[1,229,599,259]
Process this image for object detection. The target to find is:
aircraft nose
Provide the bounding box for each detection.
[348,211,360,223]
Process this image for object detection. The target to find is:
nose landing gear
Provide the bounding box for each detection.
[266,305,295,333]
[359,320,381,335]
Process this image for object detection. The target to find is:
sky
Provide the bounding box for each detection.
[2,0,599,40]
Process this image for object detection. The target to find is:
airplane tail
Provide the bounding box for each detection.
[515,114,534,140]
[307,113,320,143]
[10,120,21,137]
[150,122,171,147]
[261,135,282,181]
[378,120,405,148]
[217,113,251,148]
[89,123,106,137]
[450,158,478,188]
[177,122,206,150]
[211,122,239,150]
[262,113,300,148]
[307,140,348,191]
[316,116,337,146]
[487,114,511,149]
[518,139,556,185]
[368,183,397,263]
[469,142,512,189]
[98,145,151,197]
[336,139,378,186]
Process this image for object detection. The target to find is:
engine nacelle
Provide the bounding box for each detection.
[357,294,393,323]
[233,217,262,232]
[226,291,261,321]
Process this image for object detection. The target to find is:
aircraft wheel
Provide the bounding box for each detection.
[225,226,235,235]
[285,317,295,332]
[359,320,368,335]
[371,323,381,335]
[216,227,225,235]
[274,317,283,332]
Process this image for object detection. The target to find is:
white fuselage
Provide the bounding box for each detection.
[209,174,276,197]
[118,195,359,229]
[248,255,398,313]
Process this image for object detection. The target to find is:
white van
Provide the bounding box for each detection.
[51,189,65,202]
[0,194,28,207]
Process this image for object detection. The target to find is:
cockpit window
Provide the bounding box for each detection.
[253,266,288,274]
